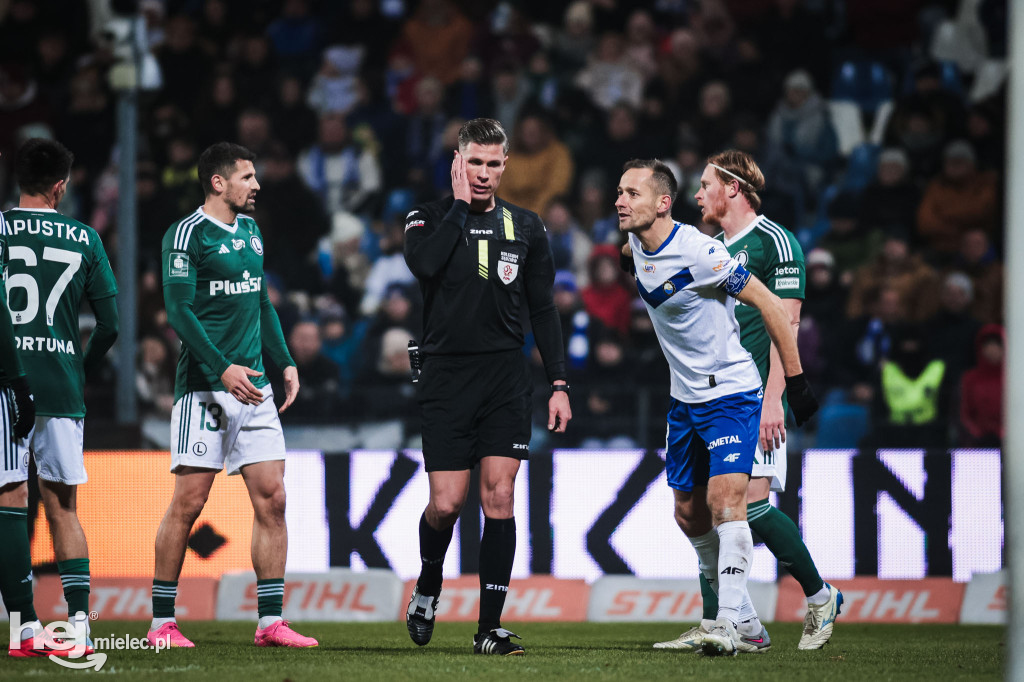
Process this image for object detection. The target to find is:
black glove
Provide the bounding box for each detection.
[785,373,818,427]
[9,375,35,439]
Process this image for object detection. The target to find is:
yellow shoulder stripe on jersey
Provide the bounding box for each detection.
[478,239,488,280]
[502,207,515,241]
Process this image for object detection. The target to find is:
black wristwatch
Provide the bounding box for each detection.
[551,384,570,394]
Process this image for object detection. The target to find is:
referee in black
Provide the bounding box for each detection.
[403,118,571,656]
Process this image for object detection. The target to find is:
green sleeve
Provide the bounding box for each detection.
[83,294,119,378]
[260,284,294,369]
[86,233,119,300]
[164,280,232,378]
[0,225,24,379]
[161,226,231,378]
[0,279,24,379]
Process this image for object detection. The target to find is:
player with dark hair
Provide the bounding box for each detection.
[652,150,843,652]
[1,138,119,655]
[148,142,316,649]
[403,118,571,656]
[617,158,819,656]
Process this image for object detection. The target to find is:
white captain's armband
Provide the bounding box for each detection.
[723,263,752,297]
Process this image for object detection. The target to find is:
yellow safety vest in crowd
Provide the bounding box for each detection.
[881,359,946,425]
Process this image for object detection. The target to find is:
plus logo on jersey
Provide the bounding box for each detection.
[209,271,262,295]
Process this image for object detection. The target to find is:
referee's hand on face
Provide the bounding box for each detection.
[452,150,472,203]
[221,364,266,405]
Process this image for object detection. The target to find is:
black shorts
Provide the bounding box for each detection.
[417,349,532,472]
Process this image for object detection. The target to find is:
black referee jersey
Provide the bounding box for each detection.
[403,196,567,384]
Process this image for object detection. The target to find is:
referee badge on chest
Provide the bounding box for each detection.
[498,249,520,284]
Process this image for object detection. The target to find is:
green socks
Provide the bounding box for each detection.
[256,578,284,619]
[747,499,825,598]
[699,572,717,621]
[152,579,178,619]
[0,507,38,624]
[698,500,827,620]
[58,557,90,618]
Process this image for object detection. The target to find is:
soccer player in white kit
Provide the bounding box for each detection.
[616,159,819,655]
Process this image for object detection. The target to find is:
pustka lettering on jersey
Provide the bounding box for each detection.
[1,207,118,417]
[7,217,91,245]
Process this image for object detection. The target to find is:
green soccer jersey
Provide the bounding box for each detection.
[1,208,118,417]
[717,215,805,387]
[162,208,289,401]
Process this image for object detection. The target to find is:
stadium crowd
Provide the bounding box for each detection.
[0,0,1007,450]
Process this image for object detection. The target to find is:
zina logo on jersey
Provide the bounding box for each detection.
[209,272,262,296]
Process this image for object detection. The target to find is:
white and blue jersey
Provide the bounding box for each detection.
[629,222,765,489]
[629,222,762,403]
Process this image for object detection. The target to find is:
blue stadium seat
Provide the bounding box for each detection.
[900,60,965,99]
[382,187,416,221]
[841,143,880,193]
[814,402,869,448]
[831,60,894,115]
[797,184,840,251]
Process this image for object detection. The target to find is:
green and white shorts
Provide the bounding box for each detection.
[170,388,286,476]
[0,400,86,486]
[752,439,787,492]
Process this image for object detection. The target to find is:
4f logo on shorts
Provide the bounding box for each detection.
[723,453,741,463]
[498,251,519,284]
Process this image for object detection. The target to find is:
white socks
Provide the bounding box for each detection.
[806,583,831,606]
[258,615,283,630]
[716,520,754,625]
[689,524,759,631]
[687,528,720,595]
[150,617,176,630]
[19,619,42,640]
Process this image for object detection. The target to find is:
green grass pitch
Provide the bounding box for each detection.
[2,621,1003,681]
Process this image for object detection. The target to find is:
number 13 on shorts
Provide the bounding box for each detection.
[169,389,287,476]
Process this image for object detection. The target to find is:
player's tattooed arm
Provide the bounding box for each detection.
[734,275,802,378]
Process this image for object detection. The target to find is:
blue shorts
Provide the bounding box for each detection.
[664,388,763,492]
